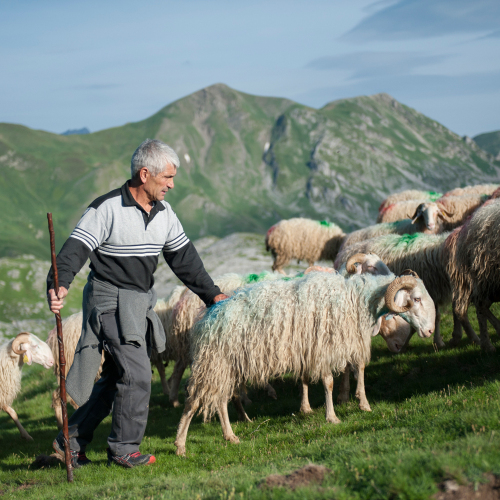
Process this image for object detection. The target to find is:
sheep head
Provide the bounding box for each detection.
[383,274,435,339]
[12,332,54,369]
[346,253,391,276]
[410,202,446,232]
[379,315,412,353]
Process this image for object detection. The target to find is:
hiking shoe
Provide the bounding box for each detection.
[52,438,92,468]
[107,448,156,468]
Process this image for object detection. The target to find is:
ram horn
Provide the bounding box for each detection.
[11,332,31,355]
[385,276,418,313]
[346,253,368,274]
[400,269,420,280]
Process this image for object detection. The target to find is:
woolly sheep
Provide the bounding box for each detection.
[0,332,54,440]
[174,271,435,455]
[445,199,500,352]
[442,184,499,198]
[265,218,345,274]
[334,232,482,348]
[436,194,489,231]
[48,313,104,429]
[379,190,442,212]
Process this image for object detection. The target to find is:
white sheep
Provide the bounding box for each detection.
[265,218,345,273]
[174,271,435,455]
[379,190,442,212]
[442,184,499,198]
[0,332,54,440]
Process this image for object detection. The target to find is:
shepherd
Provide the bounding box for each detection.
[46,139,228,468]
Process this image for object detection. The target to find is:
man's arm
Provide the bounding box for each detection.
[163,241,226,306]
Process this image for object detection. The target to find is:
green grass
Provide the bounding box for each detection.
[1,304,500,499]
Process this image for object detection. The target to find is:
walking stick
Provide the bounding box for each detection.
[47,213,74,483]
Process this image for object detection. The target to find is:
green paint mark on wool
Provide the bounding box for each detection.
[395,233,421,247]
[245,272,270,284]
[281,272,304,281]
[319,220,333,227]
[427,191,443,201]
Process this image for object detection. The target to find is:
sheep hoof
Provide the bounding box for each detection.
[227,435,240,444]
[337,395,349,405]
[300,405,313,414]
[448,337,461,348]
[434,339,446,349]
[359,402,372,412]
[481,342,496,353]
[267,388,278,400]
[326,416,341,424]
[175,446,186,457]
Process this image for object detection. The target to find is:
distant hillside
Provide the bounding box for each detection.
[61,127,90,136]
[474,130,500,159]
[0,84,498,259]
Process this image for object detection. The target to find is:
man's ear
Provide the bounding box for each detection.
[139,167,149,184]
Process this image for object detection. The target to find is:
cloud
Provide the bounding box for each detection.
[307,52,448,79]
[295,69,500,108]
[343,0,500,41]
[70,84,121,90]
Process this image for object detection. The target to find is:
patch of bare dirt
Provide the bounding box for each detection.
[260,464,331,490]
[31,453,63,469]
[434,475,500,500]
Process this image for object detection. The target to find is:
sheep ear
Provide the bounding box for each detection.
[21,345,33,365]
[372,316,383,336]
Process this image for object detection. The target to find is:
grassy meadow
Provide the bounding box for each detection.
[1,304,500,499]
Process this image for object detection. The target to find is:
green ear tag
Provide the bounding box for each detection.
[23,354,29,363]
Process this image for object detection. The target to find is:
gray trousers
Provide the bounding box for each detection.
[57,311,151,456]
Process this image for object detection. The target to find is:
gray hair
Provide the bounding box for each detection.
[131,139,180,178]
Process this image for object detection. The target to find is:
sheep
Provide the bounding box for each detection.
[265,218,345,274]
[342,204,446,252]
[47,313,104,429]
[299,254,412,413]
[445,199,500,352]
[377,199,431,224]
[442,184,499,198]
[379,190,442,212]
[174,271,435,455]
[0,332,54,440]
[334,232,482,348]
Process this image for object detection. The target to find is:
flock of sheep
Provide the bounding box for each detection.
[1,182,499,458]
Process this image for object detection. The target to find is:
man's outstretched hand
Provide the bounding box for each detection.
[212,293,229,304]
[47,287,68,314]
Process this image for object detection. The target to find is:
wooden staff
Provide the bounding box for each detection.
[47,213,73,482]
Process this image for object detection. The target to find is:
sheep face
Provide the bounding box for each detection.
[392,282,435,339]
[412,203,442,233]
[357,253,391,276]
[379,315,411,353]
[15,333,54,369]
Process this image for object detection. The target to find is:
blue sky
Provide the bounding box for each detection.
[1,0,499,136]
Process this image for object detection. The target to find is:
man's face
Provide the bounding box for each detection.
[143,163,177,202]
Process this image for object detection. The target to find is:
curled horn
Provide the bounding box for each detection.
[400,269,420,280]
[11,332,31,355]
[384,276,418,313]
[410,203,424,224]
[346,253,367,274]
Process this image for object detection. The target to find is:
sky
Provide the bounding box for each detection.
[1,0,499,137]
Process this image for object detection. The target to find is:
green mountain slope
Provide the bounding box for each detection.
[0,84,498,259]
[474,130,500,159]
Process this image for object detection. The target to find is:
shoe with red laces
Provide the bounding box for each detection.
[52,439,92,468]
[107,448,156,468]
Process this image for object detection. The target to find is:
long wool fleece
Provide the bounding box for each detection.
[187,272,393,418]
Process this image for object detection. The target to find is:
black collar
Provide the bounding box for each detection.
[120,181,166,217]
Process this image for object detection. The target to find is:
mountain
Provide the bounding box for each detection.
[61,127,90,136]
[0,83,498,259]
[474,130,500,159]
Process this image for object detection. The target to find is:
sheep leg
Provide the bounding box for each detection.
[168,359,188,408]
[154,359,169,395]
[239,387,252,406]
[299,374,313,414]
[433,307,445,349]
[448,309,464,347]
[355,364,372,412]
[476,302,496,352]
[459,312,481,345]
[231,394,251,423]
[337,366,350,404]
[272,254,289,275]
[482,300,500,334]
[53,387,79,429]
[216,401,240,444]
[322,373,341,423]
[174,400,199,456]
[265,382,277,400]
[2,405,33,441]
